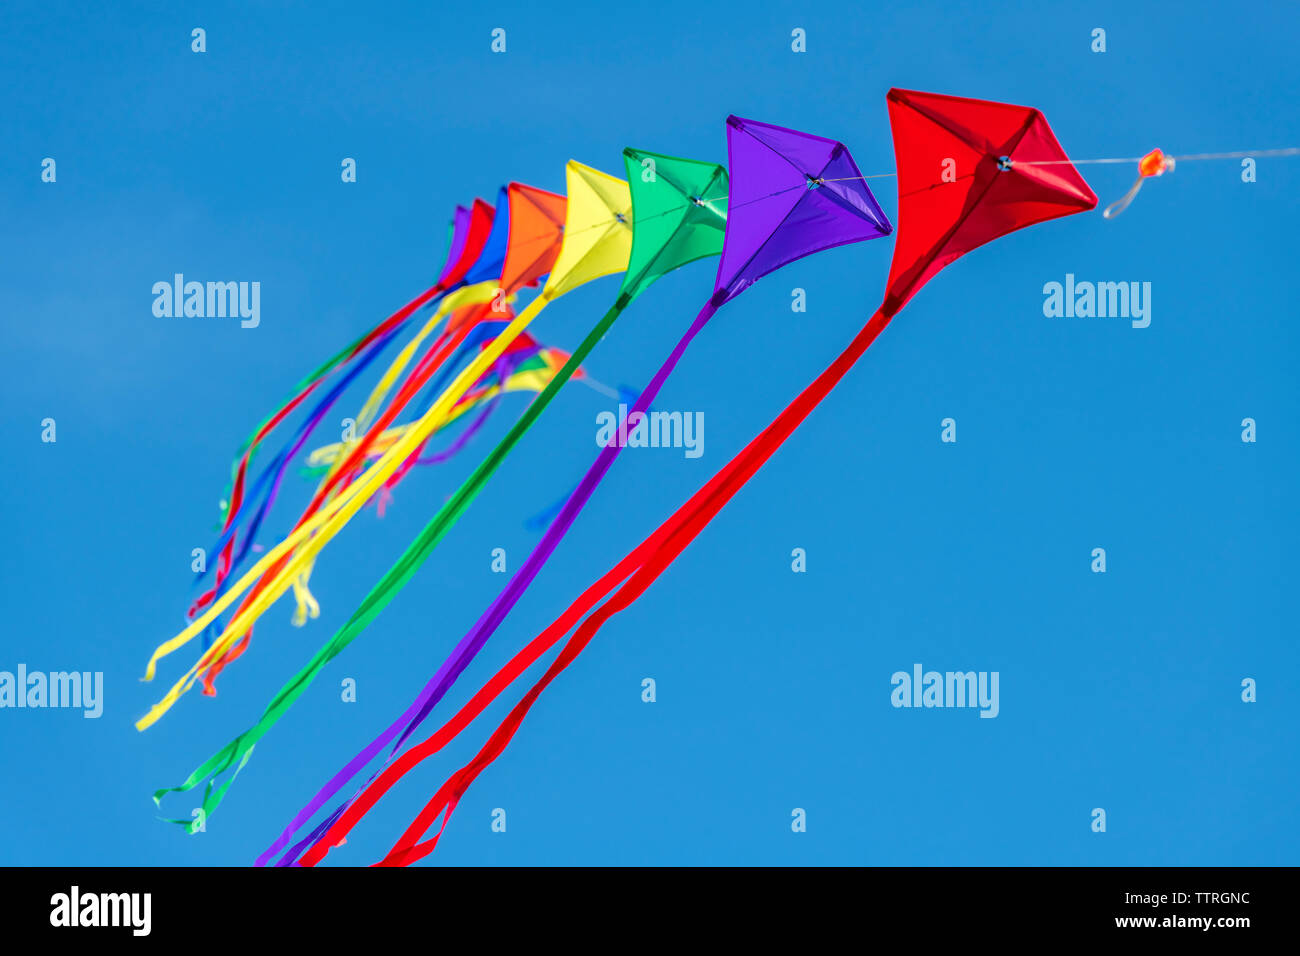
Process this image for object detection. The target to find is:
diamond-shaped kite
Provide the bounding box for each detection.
[619,147,728,302]
[535,161,631,300]
[436,197,494,288]
[461,187,510,287]
[715,115,892,303]
[882,87,1097,315]
[498,182,567,295]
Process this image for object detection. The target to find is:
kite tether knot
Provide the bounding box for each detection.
[1103,148,1172,219]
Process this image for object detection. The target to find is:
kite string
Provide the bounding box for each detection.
[1021,147,1300,166]
[509,146,1300,237]
[823,145,1300,219]
[816,145,1300,179]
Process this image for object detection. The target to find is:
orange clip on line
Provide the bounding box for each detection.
[1104,148,1174,218]
[1138,148,1173,178]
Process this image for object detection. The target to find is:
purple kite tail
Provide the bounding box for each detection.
[524,385,644,530]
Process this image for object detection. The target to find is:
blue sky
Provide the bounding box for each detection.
[1,0,1296,866]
